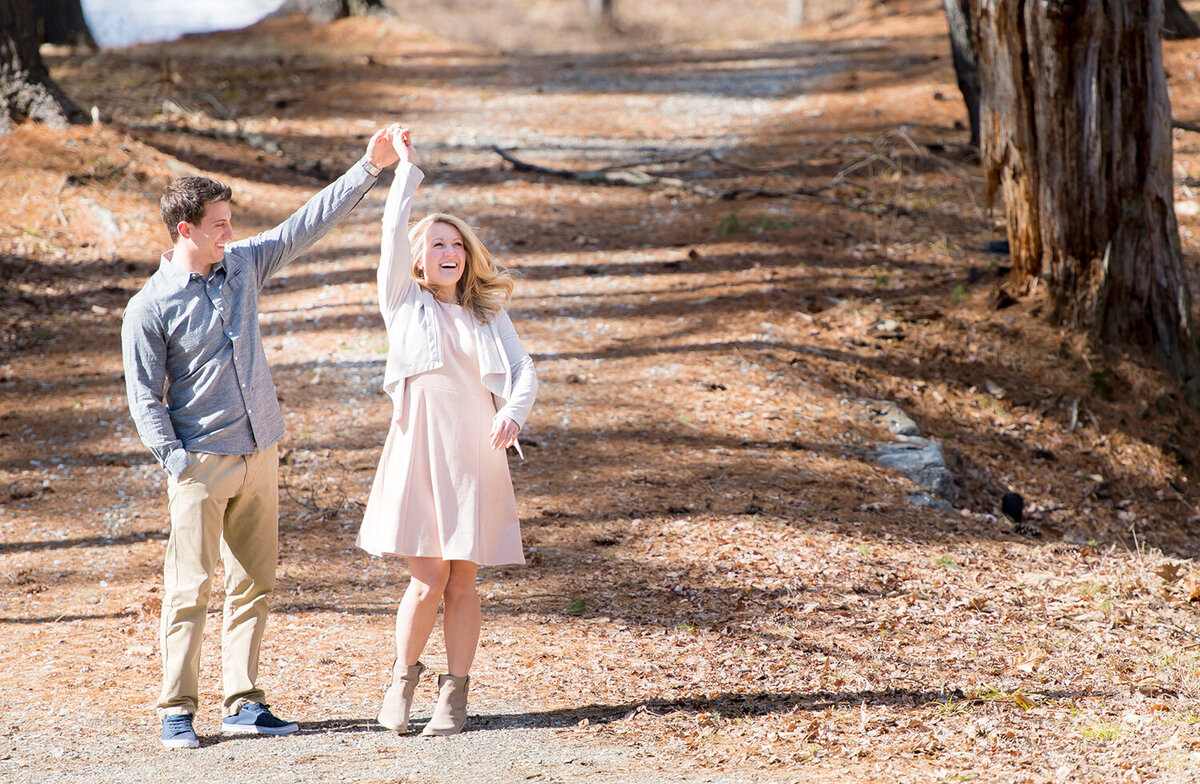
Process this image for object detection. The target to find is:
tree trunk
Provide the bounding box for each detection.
[0,0,86,135]
[32,0,97,48]
[941,0,980,148]
[789,0,805,26]
[270,0,389,25]
[943,0,1194,148]
[586,0,614,23]
[972,0,1200,398]
[1163,0,1200,40]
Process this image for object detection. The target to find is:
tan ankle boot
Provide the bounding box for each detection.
[421,674,469,736]
[378,660,425,732]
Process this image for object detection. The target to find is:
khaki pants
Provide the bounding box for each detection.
[159,445,279,717]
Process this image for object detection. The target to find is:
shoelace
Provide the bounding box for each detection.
[164,715,193,732]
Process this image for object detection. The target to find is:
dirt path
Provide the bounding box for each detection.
[8,3,1200,782]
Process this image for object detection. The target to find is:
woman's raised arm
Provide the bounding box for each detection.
[378,128,425,323]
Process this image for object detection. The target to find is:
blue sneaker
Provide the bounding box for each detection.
[161,714,199,749]
[221,702,299,736]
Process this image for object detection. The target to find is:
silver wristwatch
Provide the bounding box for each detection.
[361,157,382,177]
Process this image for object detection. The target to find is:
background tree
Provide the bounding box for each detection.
[585,0,615,25]
[788,0,804,26]
[971,0,1200,398]
[941,0,979,148]
[0,0,86,135]
[32,0,96,49]
[1164,0,1200,40]
[271,0,390,24]
[789,0,863,26]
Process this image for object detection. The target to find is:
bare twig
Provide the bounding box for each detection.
[53,177,70,227]
[53,161,132,227]
[1168,482,1200,516]
[125,92,282,158]
[280,463,353,522]
[707,142,839,173]
[834,152,899,184]
[65,162,130,185]
[1153,610,1200,642]
[489,592,576,607]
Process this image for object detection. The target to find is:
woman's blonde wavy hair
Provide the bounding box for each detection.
[409,213,513,324]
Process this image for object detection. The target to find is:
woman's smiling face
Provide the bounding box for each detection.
[420,221,466,300]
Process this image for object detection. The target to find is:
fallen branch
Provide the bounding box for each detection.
[121,117,336,179]
[1173,118,1200,134]
[488,145,907,215]
[121,120,285,157]
[490,145,723,198]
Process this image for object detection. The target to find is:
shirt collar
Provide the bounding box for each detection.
[157,249,225,291]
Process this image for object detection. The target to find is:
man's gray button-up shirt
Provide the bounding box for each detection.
[122,163,377,478]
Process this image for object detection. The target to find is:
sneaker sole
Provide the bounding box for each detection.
[221,723,299,736]
[161,737,200,749]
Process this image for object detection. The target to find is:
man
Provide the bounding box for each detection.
[122,125,404,749]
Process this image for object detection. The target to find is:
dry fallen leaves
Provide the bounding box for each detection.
[5,4,1200,784]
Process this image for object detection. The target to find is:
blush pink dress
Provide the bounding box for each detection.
[356,300,524,566]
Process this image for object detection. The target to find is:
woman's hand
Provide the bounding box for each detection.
[392,125,416,165]
[490,416,520,450]
[366,123,415,169]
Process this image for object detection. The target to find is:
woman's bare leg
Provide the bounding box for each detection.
[395,557,451,666]
[441,560,480,677]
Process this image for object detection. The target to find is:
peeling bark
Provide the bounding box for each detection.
[972,0,1200,398]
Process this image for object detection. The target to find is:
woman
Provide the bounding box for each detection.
[357,126,537,736]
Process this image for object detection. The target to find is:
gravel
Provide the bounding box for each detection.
[4,699,788,784]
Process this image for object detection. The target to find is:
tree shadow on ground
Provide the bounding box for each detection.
[0,609,137,625]
[0,528,166,556]
[298,686,1106,736]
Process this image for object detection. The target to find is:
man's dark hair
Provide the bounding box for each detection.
[160,177,233,243]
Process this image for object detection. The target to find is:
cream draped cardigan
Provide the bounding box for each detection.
[376,163,538,447]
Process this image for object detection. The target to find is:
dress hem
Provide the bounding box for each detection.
[356,543,526,567]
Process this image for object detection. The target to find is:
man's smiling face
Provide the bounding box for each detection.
[184,201,234,269]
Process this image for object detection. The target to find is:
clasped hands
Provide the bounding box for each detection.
[365,122,417,170]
